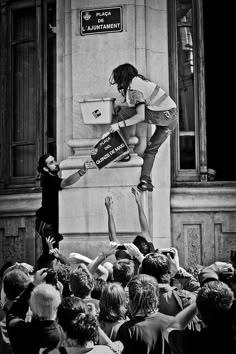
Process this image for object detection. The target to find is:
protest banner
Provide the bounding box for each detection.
[90,131,129,170]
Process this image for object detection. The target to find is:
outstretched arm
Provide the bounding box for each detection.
[88,242,118,280]
[131,188,151,242]
[105,196,120,244]
[61,160,91,188]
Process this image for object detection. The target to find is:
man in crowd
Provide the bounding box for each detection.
[116,274,172,354]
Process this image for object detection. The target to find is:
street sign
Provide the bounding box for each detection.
[90,131,129,170]
[80,7,123,35]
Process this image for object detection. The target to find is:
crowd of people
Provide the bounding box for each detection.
[0,186,235,354]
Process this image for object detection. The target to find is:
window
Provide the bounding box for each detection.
[0,0,56,189]
[168,0,206,182]
[169,0,236,183]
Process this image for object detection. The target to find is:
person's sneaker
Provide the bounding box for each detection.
[137,180,154,192]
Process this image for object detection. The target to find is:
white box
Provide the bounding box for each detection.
[79,97,116,124]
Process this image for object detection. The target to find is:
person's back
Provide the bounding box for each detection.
[141,252,196,316]
[169,325,235,354]
[166,281,236,354]
[69,264,99,317]
[0,268,31,354]
[98,282,128,341]
[7,278,64,354]
[117,274,172,354]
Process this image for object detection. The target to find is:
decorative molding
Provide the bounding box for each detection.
[0,193,41,216]
[171,187,236,211]
[214,223,236,262]
[183,224,202,266]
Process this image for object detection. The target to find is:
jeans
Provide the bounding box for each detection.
[117,106,178,181]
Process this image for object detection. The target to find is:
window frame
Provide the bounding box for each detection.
[168,0,207,183]
[0,0,55,190]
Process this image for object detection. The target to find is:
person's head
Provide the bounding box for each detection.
[37,154,59,175]
[64,313,99,347]
[133,235,152,256]
[69,263,94,299]
[115,246,131,261]
[57,296,88,333]
[109,63,146,98]
[56,263,72,297]
[140,252,171,284]
[0,261,15,281]
[91,278,106,300]
[29,283,61,320]
[113,259,135,288]
[1,269,31,305]
[196,280,234,327]
[99,282,127,323]
[128,274,159,317]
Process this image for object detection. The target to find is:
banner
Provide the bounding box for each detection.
[90,131,129,170]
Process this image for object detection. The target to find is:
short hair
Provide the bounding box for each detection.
[91,278,106,300]
[99,282,127,323]
[65,313,98,346]
[69,264,94,299]
[57,296,88,332]
[2,269,31,301]
[37,153,51,173]
[128,274,159,316]
[141,252,171,283]
[196,280,234,327]
[29,283,61,320]
[113,259,135,288]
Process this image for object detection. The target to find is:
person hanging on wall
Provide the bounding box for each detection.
[36,154,91,255]
[109,63,178,192]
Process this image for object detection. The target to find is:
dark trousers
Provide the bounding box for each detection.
[35,217,63,254]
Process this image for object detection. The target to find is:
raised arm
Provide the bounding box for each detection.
[61,160,91,188]
[163,302,197,343]
[131,188,151,242]
[88,242,118,280]
[105,196,120,244]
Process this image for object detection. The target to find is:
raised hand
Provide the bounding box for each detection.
[105,196,113,210]
[46,236,55,251]
[131,187,141,205]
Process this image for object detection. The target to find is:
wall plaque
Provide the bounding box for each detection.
[80,7,123,35]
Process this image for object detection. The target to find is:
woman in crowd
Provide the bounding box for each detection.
[98,282,128,341]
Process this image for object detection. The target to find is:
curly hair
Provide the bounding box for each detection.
[196,280,234,327]
[98,282,127,323]
[128,274,159,317]
[66,313,98,346]
[141,252,171,283]
[109,63,148,98]
[56,263,72,297]
[69,264,94,299]
[113,259,135,288]
[57,296,88,332]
